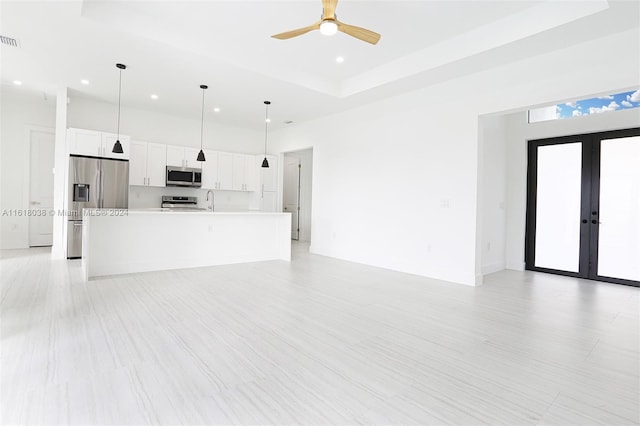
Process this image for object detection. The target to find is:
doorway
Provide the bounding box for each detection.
[28,127,56,247]
[283,149,313,242]
[525,128,640,286]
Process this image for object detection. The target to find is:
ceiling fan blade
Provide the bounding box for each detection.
[272,21,321,40]
[322,0,338,19]
[337,21,381,45]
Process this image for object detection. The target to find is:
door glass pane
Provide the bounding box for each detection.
[597,136,640,281]
[535,143,582,272]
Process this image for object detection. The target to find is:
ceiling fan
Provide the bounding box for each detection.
[271,0,381,45]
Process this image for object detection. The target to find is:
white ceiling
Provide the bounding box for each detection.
[1,0,638,130]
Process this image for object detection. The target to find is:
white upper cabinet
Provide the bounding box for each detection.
[129,141,147,186]
[166,145,186,167]
[101,132,130,159]
[166,145,203,169]
[184,148,202,169]
[201,150,219,189]
[202,150,235,190]
[217,152,234,190]
[67,128,130,159]
[146,143,167,187]
[232,154,256,191]
[130,141,167,187]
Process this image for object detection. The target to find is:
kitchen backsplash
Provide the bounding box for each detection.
[128,186,253,211]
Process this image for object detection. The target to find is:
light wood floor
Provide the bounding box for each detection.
[1,243,638,425]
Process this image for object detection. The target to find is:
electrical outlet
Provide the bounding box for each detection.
[487,242,491,252]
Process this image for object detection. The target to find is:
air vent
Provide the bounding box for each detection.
[1,36,20,48]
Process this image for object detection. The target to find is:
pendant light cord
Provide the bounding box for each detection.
[116,67,122,140]
[200,88,205,150]
[264,102,269,157]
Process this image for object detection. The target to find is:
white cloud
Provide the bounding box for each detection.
[572,110,583,117]
[622,100,633,107]
[588,102,619,115]
[629,90,640,103]
[598,95,614,100]
[565,102,577,108]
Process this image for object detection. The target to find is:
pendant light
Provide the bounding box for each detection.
[261,101,271,168]
[112,63,126,154]
[196,84,208,162]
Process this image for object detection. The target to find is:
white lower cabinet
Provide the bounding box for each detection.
[129,141,167,187]
[260,191,278,212]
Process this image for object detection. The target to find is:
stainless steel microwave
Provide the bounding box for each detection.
[166,166,202,187]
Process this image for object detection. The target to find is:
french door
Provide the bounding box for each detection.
[525,128,640,287]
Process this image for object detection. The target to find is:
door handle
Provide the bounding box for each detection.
[31,201,41,205]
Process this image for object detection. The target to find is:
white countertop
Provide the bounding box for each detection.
[85,208,289,216]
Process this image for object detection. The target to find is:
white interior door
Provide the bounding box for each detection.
[29,128,55,247]
[283,157,300,240]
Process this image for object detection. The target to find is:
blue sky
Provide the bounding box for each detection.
[556,89,640,118]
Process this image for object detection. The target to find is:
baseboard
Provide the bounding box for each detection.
[482,261,506,275]
[505,261,526,271]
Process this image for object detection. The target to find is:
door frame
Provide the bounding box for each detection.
[525,127,640,287]
[283,155,301,240]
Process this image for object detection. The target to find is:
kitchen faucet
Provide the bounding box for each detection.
[206,190,214,212]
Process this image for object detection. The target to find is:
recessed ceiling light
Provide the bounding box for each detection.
[150,94,158,100]
[81,79,89,85]
[213,107,220,112]
[336,56,345,64]
[265,118,271,123]
[13,80,22,86]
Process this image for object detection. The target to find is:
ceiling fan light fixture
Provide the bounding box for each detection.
[320,20,338,36]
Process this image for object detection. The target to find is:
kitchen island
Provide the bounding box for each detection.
[82,209,291,280]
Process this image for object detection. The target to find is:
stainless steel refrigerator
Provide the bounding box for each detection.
[67,155,129,258]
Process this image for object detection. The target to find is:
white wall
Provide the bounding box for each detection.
[272,29,639,286]
[284,148,313,242]
[478,115,508,275]
[68,97,262,153]
[0,90,56,249]
[504,107,640,271]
